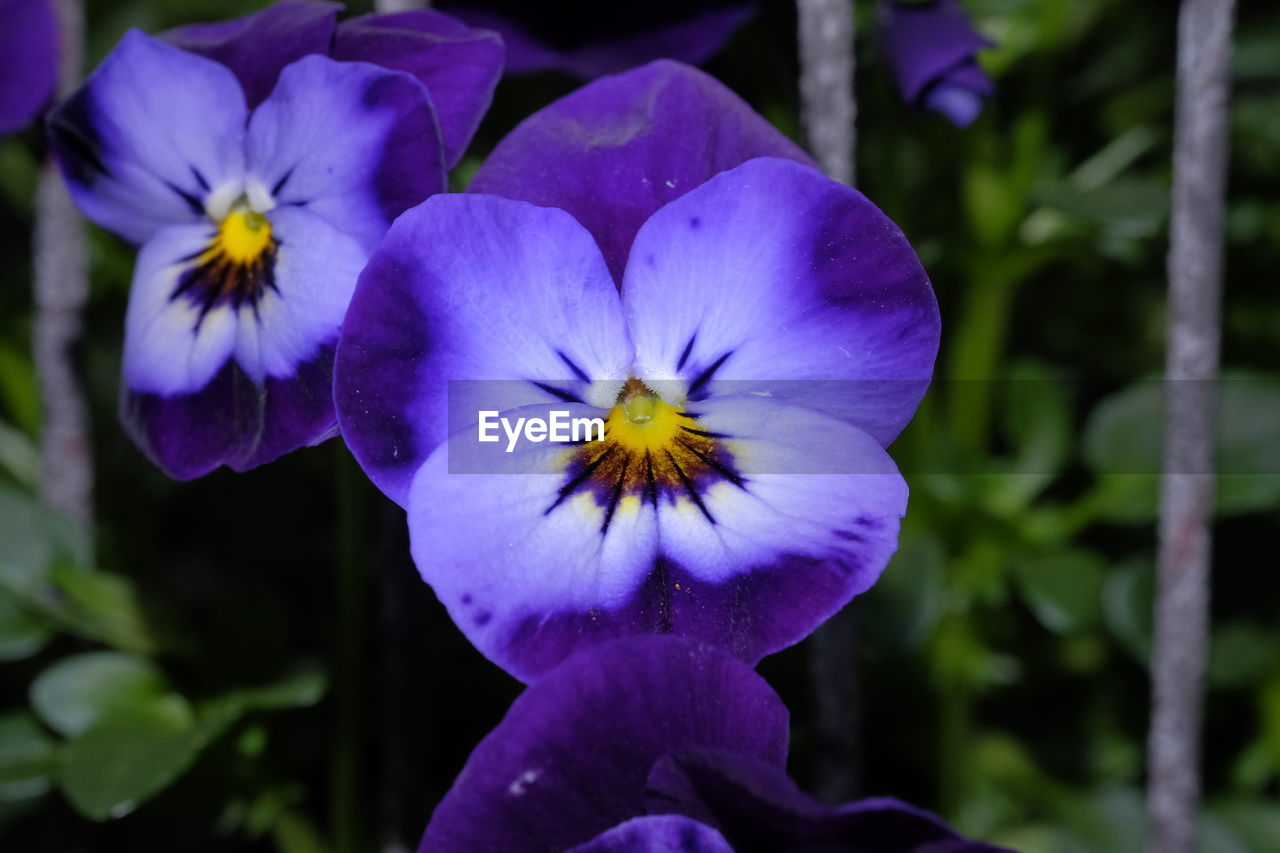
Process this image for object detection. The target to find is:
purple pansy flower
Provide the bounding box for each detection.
[440,0,756,80]
[0,0,58,135]
[335,153,938,681]
[422,636,1012,852]
[878,0,994,128]
[47,2,501,479]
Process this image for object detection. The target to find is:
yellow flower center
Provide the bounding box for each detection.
[212,208,273,264]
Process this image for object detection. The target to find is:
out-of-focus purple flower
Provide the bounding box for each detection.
[421,636,1013,852]
[335,151,937,681]
[878,0,994,128]
[47,2,501,479]
[440,0,756,79]
[0,0,58,135]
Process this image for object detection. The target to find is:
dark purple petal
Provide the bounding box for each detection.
[161,0,341,109]
[468,59,815,282]
[420,636,789,853]
[47,30,248,245]
[335,193,631,506]
[245,54,445,253]
[333,9,503,169]
[440,1,756,80]
[0,0,58,135]
[645,750,1013,853]
[567,816,733,853]
[878,0,994,126]
[624,157,939,447]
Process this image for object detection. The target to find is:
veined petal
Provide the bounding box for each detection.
[120,206,366,478]
[335,193,633,506]
[566,816,732,853]
[245,53,445,253]
[649,395,907,663]
[468,60,815,282]
[161,0,341,109]
[0,0,57,135]
[408,402,660,682]
[420,636,788,852]
[623,157,939,447]
[48,30,248,245]
[333,9,503,169]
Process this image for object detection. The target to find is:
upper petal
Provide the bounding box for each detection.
[332,9,503,169]
[47,30,248,245]
[0,0,58,135]
[566,816,733,853]
[245,53,445,254]
[335,193,633,506]
[419,635,788,853]
[468,59,815,282]
[160,0,341,109]
[439,1,756,80]
[623,157,939,447]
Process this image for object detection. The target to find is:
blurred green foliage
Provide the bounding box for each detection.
[1,0,1278,850]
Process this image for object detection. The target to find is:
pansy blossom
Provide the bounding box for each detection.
[422,635,1011,852]
[878,0,994,128]
[335,155,938,681]
[47,3,501,478]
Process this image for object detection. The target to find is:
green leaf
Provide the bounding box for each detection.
[0,713,56,802]
[45,564,170,655]
[1082,375,1280,523]
[1207,622,1280,689]
[30,652,176,738]
[0,484,88,598]
[862,535,948,652]
[1102,558,1153,663]
[0,588,51,661]
[58,703,203,821]
[996,360,1073,506]
[1013,550,1106,634]
[229,663,326,712]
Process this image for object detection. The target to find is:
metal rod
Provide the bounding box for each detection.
[1147,1,1236,851]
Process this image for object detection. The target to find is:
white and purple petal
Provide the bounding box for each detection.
[0,0,58,135]
[121,207,366,479]
[47,30,248,245]
[245,53,445,253]
[332,9,503,169]
[335,194,633,506]
[160,0,341,109]
[624,157,939,447]
[419,636,789,853]
[468,59,815,282]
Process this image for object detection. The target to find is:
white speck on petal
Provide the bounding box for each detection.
[507,768,541,797]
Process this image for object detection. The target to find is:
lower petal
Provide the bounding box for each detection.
[651,395,908,662]
[119,207,366,478]
[407,403,661,681]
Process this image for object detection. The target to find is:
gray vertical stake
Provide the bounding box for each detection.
[1147,1,1236,852]
[33,0,92,532]
[797,0,859,804]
